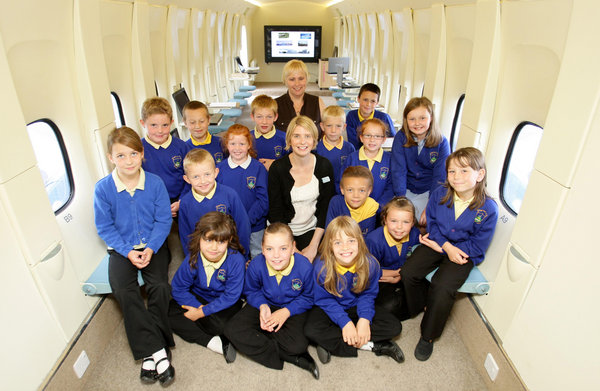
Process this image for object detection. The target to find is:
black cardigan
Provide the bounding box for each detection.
[275,91,322,135]
[268,153,335,230]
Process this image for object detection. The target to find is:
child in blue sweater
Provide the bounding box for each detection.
[224,223,319,379]
[401,147,498,361]
[343,118,394,206]
[250,94,287,171]
[217,124,269,259]
[391,97,450,225]
[326,166,378,237]
[304,216,404,364]
[366,197,420,320]
[178,148,251,257]
[140,97,189,217]
[184,101,224,164]
[169,212,245,363]
[316,105,355,194]
[94,127,175,386]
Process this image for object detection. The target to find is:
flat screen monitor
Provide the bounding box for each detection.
[172,88,190,116]
[264,25,321,63]
[327,57,350,74]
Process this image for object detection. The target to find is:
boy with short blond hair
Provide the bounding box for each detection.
[178,148,251,256]
[325,166,379,237]
[316,105,355,194]
[140,97,189,216]
[346,83,396,149]
[250,95,286,170]
[184,101,224,164]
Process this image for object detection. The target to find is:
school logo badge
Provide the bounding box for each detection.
[217,269,226,282]
[215,152,224,163]
[430,152,438,164]
[172,155,182,169]
[474,209,488,224]
[247,176,256,189]
[216,204,227,214]
[340,155,348,165]
[352,275,358,288]
[291,278,302,291]
[274,146,283,158]
[380,167,389,180]
[362,227,369,236]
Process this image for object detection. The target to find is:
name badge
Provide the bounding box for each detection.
[322,176,331,183]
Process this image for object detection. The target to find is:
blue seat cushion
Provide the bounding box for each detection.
[220,108,243,118]
[239,85,256,92]
[234,91,252,99]
[425,265,490,294]
[228,98,247,107]
[336,100,352,107]
[332,91,346,99]
[82,254,144,295]
[209,120,235,134]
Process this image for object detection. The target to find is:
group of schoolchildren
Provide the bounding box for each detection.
[93,82,498,386]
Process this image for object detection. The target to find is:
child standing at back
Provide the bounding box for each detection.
[224,223,319,379]
[217,124,269,259]
[316,105,356,194]
[304,216,404,364]
[178,148,251,257]
[326,166,378,237]
[184,100,225,164]
[391,97,450,225]
[94,127,175,386]
[343,118,394,206]
[140,97,189,217]
[251,94,287,171]
[346,83,396,149]
[366,197,420,321]
[169,212,245,363]
[401,147,497,361]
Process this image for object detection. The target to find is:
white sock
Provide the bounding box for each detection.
[142,356,155,370]
[206,336,223,354]
[152,348,169,374]
[359,341,374,351]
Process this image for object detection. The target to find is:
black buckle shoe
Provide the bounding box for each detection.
[140,358,157,384]
[155,357,175,387]
[221,336,236,364]
[316,345,331,364]
[292,352,320,380]
[414,337,434,361]
[373,341,405,363]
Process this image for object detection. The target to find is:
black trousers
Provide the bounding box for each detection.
[400,245,473,340]
[294,229,315,252]
[304,306,401,357]
[168,293,242,346]
[108,246,174,360]
[224,304,309,370]
[375,281,410,321]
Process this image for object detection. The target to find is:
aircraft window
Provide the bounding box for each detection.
[26,120,74,214]
[450,94,465,151]
[111,92,125,127]
[500,122,543,215]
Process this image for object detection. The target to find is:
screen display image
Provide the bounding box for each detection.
[264,26,321,63]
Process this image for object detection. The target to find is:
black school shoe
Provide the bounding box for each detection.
[155,357,175,387]
[316,345,331,364]
[221,336,237,364]
[289,352,320,380]
[373,340,405,363]
[140,358,157,384]
[414,337,434,361]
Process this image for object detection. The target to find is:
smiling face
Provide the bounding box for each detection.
[331,231,359,267]
[447,158,485,200]
[359,123,386,155]
[184,160,219,196]
[358,90,379,118]
[285,70,308,99]
[262,231,294,272]
[406,105,432,141]
[184,108,210,143]
[199,236,228,263]
[141,113,173,145]
[108,143,143,181]
[385,208,414,241]
[226,134,250,165]
[341,176,372,209]
[289,125,315,157]
[251,107,278,134]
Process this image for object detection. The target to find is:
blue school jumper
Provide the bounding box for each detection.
[252,129,287,161]
[345,109,396,149]
[186,134,225,164]
[325,195,378,237]
[142,137,189,200]
[245,253,314,316]
[343,149,394,206]
[217,157,269,233]
[426,186,498,265]
[316,139,355,194]
[178,183,251,257]
[171,250,245,316]
[366,226,420,270]
[390,132,450,196]
[312,256,381,329]
[94,170,172,257]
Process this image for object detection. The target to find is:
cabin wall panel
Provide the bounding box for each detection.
[412,8,431,99]
[389,9,414,118]
[149,5,169,97]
